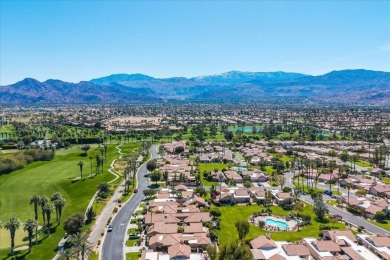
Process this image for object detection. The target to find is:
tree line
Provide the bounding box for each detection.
[0,149,55,175]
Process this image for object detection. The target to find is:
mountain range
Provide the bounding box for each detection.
[1,69,389,105]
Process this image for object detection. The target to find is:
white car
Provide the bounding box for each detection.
[107,224,113,232]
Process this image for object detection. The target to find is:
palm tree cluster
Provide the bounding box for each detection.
[0,192,67,256]
[59,232,92,260]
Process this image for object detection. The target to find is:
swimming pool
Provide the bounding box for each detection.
[265,218,289,228]
[231,166,247,172]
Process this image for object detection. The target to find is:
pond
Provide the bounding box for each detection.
[228,126,263,133]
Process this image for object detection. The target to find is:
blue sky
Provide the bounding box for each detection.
[1,1,389,84]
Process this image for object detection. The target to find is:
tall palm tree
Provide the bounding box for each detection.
[89,155,93,177]
[43,203,54,233]
[51,192,62,202]
[78,240,92,260]
[54,197,66,224]
[51,192,65,223]
[71,232,92,260]
[346,183,353,206]
[40,196,49,229]
[29,195,40,221]
[5,216,21,256]
[78,161,84,179]
[59,248,75,260]
[23,218,38,252]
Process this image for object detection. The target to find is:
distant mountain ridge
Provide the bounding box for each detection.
[1,70,389,105]
[192,71,307,84]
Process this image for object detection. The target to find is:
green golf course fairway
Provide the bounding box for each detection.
[0,144,122,259]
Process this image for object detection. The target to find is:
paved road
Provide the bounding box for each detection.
[87,145,124,249]
[284,170,390,236]
[102,146,159,260]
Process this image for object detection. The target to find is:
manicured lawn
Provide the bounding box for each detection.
[368,219,390,232]
[126,252,141,260]
[382,177,390,185]
[127,228,137,234]
[215,203,345,245]
[268,153,292,163]
[126,238,139,246]
[293,180,341,195]
[0,144,121,259]
[327,200,338,206]
[198,163,227,186]
[355,160,373,168]
[120,143,141,154]
[264,166,275,175]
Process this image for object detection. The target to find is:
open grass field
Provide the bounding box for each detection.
[215,203,346,245]
[198,163,228,186]
[0,143,122,259]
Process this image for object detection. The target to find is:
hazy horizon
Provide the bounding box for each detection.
[1,1,389,85]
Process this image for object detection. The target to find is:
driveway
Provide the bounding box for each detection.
[101,145,159,260]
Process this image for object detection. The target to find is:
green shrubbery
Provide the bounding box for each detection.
[0,149,55,174]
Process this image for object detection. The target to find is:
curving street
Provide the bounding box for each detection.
[101,145,159,260]
[284,170,390,236]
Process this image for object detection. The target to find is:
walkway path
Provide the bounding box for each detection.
[53,143,125,260]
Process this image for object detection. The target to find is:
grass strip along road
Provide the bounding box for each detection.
[101,146,159,260]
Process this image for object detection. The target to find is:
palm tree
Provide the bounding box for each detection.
[29,195,40,221]
[78,240,92,260]
[59,248,75,260]
[78,161,84,179]
[51,192,66,223]
[51,192,62,202]
[43,203,54,235]
[89,155,93,177]
[54,198,66,224]
[5,216,21,255]
[40,196,49,229]
[23,218,38,252]
[71,232,92,260]
[346,183,353,206]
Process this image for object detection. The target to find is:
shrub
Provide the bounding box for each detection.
[210,208,221,217]
[86,207,96,224]
[63,213,85,235]
[98,183,111,198]
[346,206,362,215]
[0,149,54,174]
[375,211,387,222]
[283,187,292,192]
[319,224,331,230]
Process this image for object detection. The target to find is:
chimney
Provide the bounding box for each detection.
[266,233,271,239]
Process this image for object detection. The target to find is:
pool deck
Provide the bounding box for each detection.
[254,215,298,232]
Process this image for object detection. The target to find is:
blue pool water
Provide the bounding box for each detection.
[231,166,247,172]
[265,218,289,228]
[228,126,263,133]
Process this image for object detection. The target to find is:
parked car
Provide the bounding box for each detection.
[324,190,333,196]
[333,214,342,221]
[129,233,140,239]
[134,188,139,193]
[107,224,113,232]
